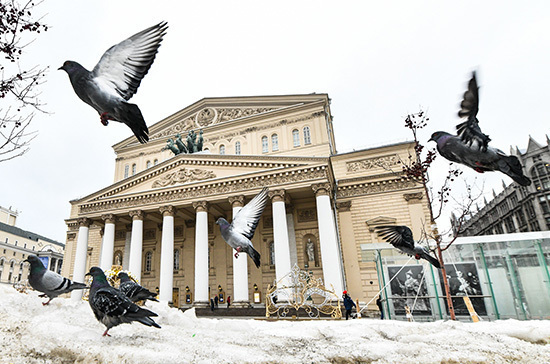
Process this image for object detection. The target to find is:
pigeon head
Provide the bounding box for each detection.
[428,131,453,144]
[216,217,229,227]
[24,255,46,273]
[58,60,85,74]
[117,272,131,282]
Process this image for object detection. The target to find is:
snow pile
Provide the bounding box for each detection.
[1,283,549,364]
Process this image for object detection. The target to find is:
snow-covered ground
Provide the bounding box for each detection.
[1,284,549,364]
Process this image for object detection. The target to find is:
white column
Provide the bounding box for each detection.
[193,201,209,306]
[270,190,292,299]
[159,205,175,303]
[230,195,249,306]
[71,218,91,300]
[128,210,144,282]
[122,230,131,270]
[313,183,344,296]
[99,214,116,271]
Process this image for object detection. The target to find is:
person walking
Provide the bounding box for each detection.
[342,290,356,320]
[227,295,231,308]
[376,295,384,320]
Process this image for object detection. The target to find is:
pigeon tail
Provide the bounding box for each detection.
[69,281,88,291]
[423,254,441,269]
[248,246,261,268]
[120,102,149,144]
[499,155,532,186]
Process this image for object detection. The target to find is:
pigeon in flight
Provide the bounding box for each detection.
[215,187,269,268]
[429,71,531,186]
[86,267,160,337]
[59,22,168,144]
[374,225,441,268]
[24,255,87,305]
[117,271,158,303]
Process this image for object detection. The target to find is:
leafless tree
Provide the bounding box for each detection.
[403,110,483,320]
[0,0,48,162]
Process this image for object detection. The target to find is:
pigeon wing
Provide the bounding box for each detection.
[91,22,168,101]
[92,287,140,317]
[37,270,67,292]
[456,71,491,151]
[375,225,415,251]
[230,188,269,240]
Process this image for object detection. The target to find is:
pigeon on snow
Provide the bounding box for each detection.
[429,71,531,186]
[215,187,269,268]
[59,22,168,144]
[374,225,441,269]
[118,271,158,303]
[24,255,87,305]
[86,266,160,337]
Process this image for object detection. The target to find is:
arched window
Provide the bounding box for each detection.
[146,160,152,169]
[531,162,550,191]
[154,159,159,166]
[271,134,279,151]
[174,249,180,271]
[131,163,137,176]
[261,136,268,153]
[303,126,311,145]
[124,165,129,178]
[235,141,241,155]
[145,251,153,272]
[292,129,300,147]
[219,144,225,155]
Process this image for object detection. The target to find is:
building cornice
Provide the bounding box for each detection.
[78,165,329,215]
[336,177,420,199]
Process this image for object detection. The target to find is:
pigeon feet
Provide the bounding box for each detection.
[234,246,242,259]
[102,330,111,337]
[100,112,113,126]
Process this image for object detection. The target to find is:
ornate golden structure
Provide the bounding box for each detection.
[266,265,342,319]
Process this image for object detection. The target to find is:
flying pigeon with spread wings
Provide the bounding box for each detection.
[215,188,269,268]
[429,71,531,186]
[59,22,168,144]
[375,225,441,268]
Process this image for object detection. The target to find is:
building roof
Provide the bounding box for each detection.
[0,221,64,248]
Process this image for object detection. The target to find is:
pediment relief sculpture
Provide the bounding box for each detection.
[152,168,216,188]
[346,154,400,173]
[151,107,276,140]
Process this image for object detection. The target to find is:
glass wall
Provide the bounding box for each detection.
[364,231,550,321]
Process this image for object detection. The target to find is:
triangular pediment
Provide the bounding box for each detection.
[74,153,328,205]
[526,136,543,153]
[113,94,329,150]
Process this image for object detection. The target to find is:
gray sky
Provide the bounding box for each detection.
[1,0,549,242]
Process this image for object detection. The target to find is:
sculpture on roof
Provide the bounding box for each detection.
[163,129,203,156]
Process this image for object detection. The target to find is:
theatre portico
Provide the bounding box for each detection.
[62,93,431,310]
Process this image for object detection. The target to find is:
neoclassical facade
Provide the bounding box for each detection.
[62,94,432,309]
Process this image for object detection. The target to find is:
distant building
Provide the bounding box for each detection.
[455,136,550,236]
[0,205,65,284]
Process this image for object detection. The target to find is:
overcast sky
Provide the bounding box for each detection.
[1,0,549,243]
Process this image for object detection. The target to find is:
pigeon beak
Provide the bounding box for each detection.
[428,136,434,143]
[85,272,91,277]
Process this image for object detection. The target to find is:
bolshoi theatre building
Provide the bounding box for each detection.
[62,93,432,309]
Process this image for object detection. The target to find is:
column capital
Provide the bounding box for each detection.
[129,210,145,221]
[193,201,209,212]
[228,195,245,208]
[101,214,117,224]
[268,189,286,203]
[77,217,92,228]
[403,192,423,203]
[312,183,331,197]
[159,205,175,217]
[336,201,352,212]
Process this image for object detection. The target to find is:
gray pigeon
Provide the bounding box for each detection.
[215,187,269,268]
[86,266,160,337]
[59,22,168,144]
[24,255,87,305]
[429,72,531,186]
[374,225,441,269]
[117,271,158,303]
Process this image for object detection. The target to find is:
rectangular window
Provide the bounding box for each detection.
[271,134,279,151]
[262,137,268,153]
